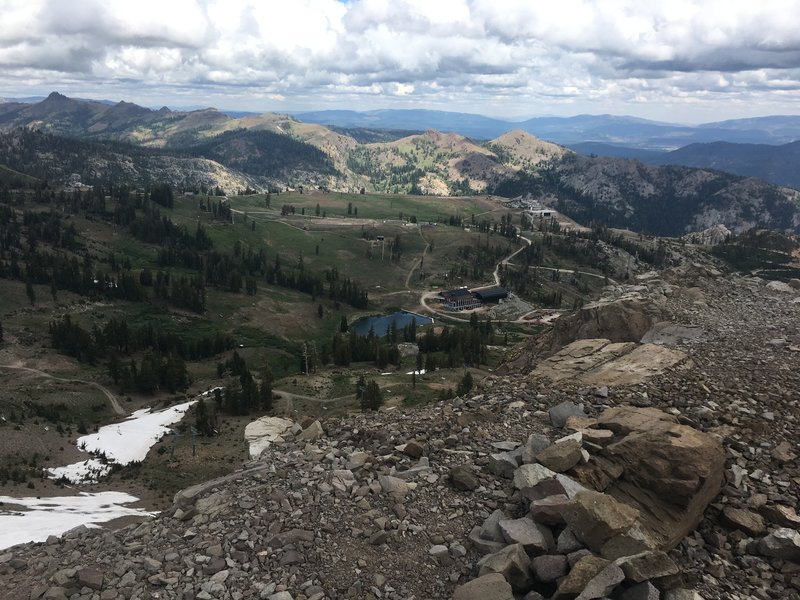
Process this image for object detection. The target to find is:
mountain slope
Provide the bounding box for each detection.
[539,154,800,235]
[0,129,263,191]
[651,141,800,190]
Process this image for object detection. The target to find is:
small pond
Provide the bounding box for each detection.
[351,311,434,337]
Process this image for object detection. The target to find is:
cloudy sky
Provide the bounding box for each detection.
[1,0,800,123]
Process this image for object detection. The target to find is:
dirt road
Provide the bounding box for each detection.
[0,362,125,415]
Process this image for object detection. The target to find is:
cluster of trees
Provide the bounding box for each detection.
[97,317,234,360]
[108,351,189,395]
[214,351,274,417]
[574,223,668,268]
[48,314,224,394]
[356,375,383,410]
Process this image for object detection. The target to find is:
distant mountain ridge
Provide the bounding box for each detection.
[1,92,799,237]
[296,109,800,148]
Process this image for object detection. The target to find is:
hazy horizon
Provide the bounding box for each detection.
[2,1,800,124]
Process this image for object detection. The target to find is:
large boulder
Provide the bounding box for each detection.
[568,407,725,550]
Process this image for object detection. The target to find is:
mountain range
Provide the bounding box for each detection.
[295,109,800,148]
[1,92,800,236]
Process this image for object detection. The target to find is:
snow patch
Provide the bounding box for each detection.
[49,400,196,483]
[0,492,155,550]
[405,369,426,375]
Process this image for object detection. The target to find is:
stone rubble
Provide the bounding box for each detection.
[0,266,798,600]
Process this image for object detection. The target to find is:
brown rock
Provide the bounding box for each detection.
[554,555,610,598]
[574,406,725,550]
[477,543,533,591]
[772,441,797,463]
[562,490,640,552]
[536,439,583,472]
[615,551,680,583]
[722,507,766,536]
[761,504,800,528]
[452,573,515,600]
[402,441,425,459]
[521,479,567,502]
[450,465,480,491]
[530,494,571,526]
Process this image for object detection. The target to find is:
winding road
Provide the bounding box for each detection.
[0,362,125,415]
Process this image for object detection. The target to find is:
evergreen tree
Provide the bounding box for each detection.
[195,397,215,436]
[456,371,474,397]
[360,380,383,411]
[25,279,35,306]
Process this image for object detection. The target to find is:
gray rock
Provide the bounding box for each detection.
[468,526,508,555]
[615,551,679,583]
[576,563,625,600]
[480,509,509,543]
[297,420,324,441]
[557,527,584,554]
[522,434,552,464]
[452,573,514,600]
[450,465,480,491]
[477,543,533,591]
[378,475,410,496]
[556,474,590,498]
[488,452,520,479]
[722,506,766,536]
[77,568,104,590]
[549,401,586,428]
[513,464,556,490]
[531,554,568,583]
[759,527,800,560]
[619,582,661,600]
[499,517,554,554]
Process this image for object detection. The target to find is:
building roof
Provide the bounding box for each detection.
[472,286,509,302]
[442,287,473,299]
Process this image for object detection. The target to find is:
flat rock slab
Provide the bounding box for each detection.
[534,338,686,387]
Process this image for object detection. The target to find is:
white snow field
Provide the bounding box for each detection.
[0,492,156,550]
[48,400,196,483]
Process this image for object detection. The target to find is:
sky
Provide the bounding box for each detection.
[1,0,800,123]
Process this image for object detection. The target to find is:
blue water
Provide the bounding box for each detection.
[351,311,433,338]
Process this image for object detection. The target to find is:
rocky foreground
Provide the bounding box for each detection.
[1,265,799,600]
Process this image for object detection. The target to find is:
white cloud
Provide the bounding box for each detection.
[1,0,800,120]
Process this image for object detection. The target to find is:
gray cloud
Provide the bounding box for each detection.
[1,0,800,121]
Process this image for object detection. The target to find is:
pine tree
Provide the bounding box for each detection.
[195,397,215,436]
[25,279,35,306]
[456,371,474,397]
[360,380,383,411]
